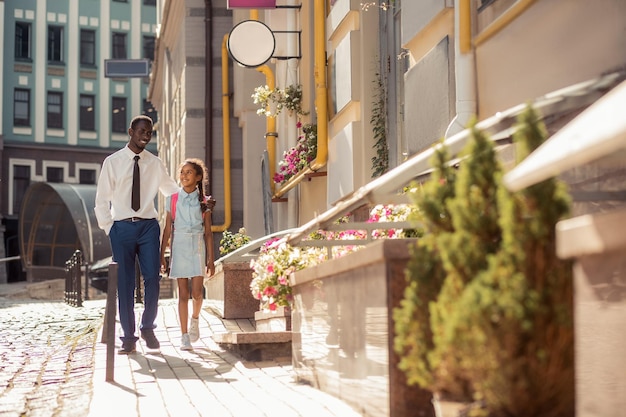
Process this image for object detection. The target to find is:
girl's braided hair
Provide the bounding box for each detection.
[181,158,211,213]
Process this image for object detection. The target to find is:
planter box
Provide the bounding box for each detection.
[203,261,259,319]
[255,306,292,331]
[291,239,434,417]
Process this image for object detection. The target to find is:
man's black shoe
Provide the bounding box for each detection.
[141,329,160,349]
[118,340,136,355]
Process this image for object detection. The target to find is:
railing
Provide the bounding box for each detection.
[65,250,83,307]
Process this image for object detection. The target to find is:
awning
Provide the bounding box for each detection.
[19,182,110,281]
[504,78,626,191]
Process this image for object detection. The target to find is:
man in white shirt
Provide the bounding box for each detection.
[95,115,179,354]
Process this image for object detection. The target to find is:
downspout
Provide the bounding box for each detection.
[249,8,277,194]
[272,0,328,198]
[205,0,214,193]
[213,34,232,232]
[444,0,477,139]
[256,65,278,194]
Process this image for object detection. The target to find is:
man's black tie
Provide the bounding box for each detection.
[132,155,140,211]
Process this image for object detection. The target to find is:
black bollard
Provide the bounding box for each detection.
[104,262,118,382]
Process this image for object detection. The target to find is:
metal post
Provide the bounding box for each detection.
[75,251,83,307]
[104,262,118,382]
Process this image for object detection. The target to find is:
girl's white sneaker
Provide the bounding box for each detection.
[181,333,193,350]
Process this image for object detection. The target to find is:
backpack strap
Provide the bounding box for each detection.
[170,192,179,222]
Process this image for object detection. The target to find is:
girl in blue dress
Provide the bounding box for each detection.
[160,158,215,350]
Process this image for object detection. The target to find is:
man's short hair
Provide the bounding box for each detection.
[130,115,153,130]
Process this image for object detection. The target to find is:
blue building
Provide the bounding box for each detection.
[0,0,158,283]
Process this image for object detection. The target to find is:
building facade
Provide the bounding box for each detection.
[0,0,159,283]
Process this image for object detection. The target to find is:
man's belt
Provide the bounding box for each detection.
[119,217,151,222]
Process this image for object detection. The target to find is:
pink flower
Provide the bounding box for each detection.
[269,302,277,311]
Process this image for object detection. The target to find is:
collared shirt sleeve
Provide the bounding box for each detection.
[94,156,115,235]
[158,158,180,197]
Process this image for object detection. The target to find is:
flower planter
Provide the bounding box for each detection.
[291,239,434,417]
[255,306,292,332]
[203,261,259,319]
[432,393,473,417]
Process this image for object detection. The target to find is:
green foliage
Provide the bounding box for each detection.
[394,105,574,415]
[219,228,252,256]
[370,69,389,178]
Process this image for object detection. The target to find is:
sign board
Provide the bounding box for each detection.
[227,20,275,67]
[104,59,150,78]
[227,0,276,8]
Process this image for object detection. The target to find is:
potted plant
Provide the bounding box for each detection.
[219,227,252,256]
[251,84,308,118]
[273,122,317,185]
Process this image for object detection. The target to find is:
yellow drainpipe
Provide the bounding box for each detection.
[273,0,328,198]
[459,0,471,54]
[213,34,232,232]
[255,65,278,194]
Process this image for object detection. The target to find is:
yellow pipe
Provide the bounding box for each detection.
[273,0,328,198]
[255,65,277,194]
[213,34,232,232]
[473,0,537,46]
[459,0,471,54]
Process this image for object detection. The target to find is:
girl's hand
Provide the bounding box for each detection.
[206,261,215,277]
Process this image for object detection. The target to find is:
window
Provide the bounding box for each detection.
[112,97,127,133]
[15,22,31,60]
[47,167,64,183]
[48,25,64,63]
[47,92,63,129]
[13,165,31,214]
[112,32,127,59]
[14,89,31,127]
[79,169,97,185]
[80,29,96,66]
[144,0,157,5]
[143,35,155,61]
[143,99,157,124]
[80,95,96,131]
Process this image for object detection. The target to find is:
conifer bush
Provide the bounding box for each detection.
[394,105,574,416]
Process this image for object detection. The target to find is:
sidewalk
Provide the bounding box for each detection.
[88,298,363,417]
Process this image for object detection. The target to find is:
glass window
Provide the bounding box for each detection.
[48,25,64,63]
[112,97,127,133]
[80,95,96,131]
[80,29,96,66]
[143,35,155,61]
[14,89,30,127]
[46,167,64,183]
[47,92,63,129]
[79,169,97,185]
[13,165,31,214]
[112,32,127,59]
[144,0,157,5]
[15,22,31,60]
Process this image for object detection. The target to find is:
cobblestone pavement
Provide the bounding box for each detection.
[0,299,104,417]
[0,293,363,417]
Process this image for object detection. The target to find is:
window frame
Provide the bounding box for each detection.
[112,97,127,133]
[47,91,64,129]
[80,29,96,66]
[13,165,31,215]
[80,94,96,131]
[15,21,32,61]
[143,35,155,61]
[112,32,127,60]
[47,25,64,63]
[14,88,31,127]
